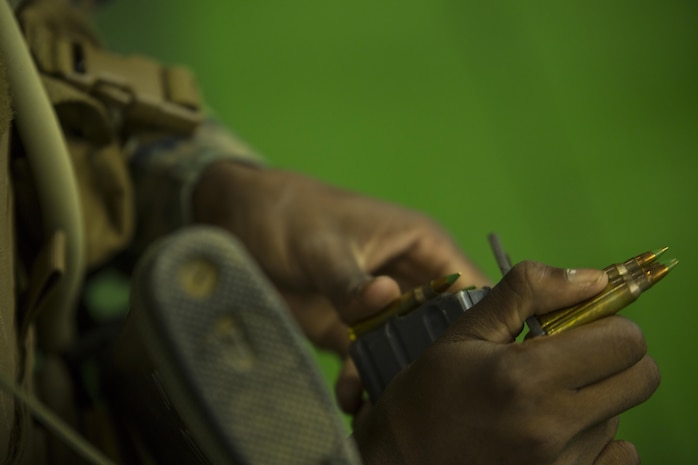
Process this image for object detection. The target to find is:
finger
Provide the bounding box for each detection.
[335,357,365,415]
[550,417,619,465]
[281,292,351,355]
[570,354,660,428]
[593,440,640,465]
[296,233,401,324]
[351,401,373,433]
[448,261,608,343]
[523,316,648,388]
[332,275,403,325]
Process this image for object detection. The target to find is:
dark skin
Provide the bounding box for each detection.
[354,262,657,464]
[193,161,660,465]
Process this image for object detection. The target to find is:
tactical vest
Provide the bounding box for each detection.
[1,0,202,462]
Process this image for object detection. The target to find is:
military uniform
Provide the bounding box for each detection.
[0,0,264,462]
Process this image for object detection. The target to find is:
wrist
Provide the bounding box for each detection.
[192,160,263,229]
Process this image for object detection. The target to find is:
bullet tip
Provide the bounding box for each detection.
[652,246,669,258]
[445,272,462,286]
[664,258,679,271]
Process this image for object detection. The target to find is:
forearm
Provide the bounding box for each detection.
[127,120,264,254]
[192,159,264,231]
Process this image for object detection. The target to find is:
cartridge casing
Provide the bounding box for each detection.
[603,247,667,283]
[538,257,675,335]
[539,277,640,335]
[349,273,460,340]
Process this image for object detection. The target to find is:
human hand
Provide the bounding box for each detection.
[193,161,490,419]
[193,162,490,353]
[352,261,659,465]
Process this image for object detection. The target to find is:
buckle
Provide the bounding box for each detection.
[36,33,202,135]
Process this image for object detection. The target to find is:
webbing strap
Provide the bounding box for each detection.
[0,370,117,465]
[30,28,203,135]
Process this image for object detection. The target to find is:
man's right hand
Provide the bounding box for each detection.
[353,261,659,465]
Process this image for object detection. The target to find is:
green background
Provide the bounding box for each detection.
[95,1,697,462]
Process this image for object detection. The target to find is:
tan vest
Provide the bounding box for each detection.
[1,1,202,461]
[15,0,201,346]
[15,0,201,269]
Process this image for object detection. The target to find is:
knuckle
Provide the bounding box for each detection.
[618,318,647,353]
[502,262,534,301]
[506,261,549,299]
[604,317,648,363]
[522,260,552,283]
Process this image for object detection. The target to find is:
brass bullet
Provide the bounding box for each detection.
[349,273,461,340]
[537,256,677,335]
[644,258,678,285]
[604,246,669,284]
[538,248,671,330]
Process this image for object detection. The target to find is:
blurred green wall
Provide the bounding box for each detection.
[95,0,697,462]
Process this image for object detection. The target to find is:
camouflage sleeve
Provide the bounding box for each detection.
[127,120,266,254]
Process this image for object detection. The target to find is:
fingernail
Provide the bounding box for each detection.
[565,268,605,285]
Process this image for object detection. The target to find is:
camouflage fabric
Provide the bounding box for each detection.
[127,120,266,257]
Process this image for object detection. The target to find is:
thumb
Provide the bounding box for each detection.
[449,260,608,343]
[330,273,403,326]
[299,235,401,324]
